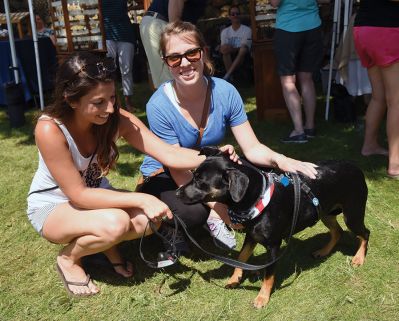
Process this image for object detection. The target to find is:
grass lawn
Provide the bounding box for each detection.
[0,82,398,321]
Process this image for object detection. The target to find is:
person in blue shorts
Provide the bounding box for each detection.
[139,21,317,259]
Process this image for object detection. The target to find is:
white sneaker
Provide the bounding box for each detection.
[206,218,236,250]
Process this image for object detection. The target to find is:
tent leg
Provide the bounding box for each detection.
[325,0,341,121]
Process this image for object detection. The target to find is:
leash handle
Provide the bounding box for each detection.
[139,216,179,269]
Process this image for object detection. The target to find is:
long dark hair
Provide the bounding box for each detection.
[44,52,119,175]
[159,21,214,76]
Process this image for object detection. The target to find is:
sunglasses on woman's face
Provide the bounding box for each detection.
[76,57,117,79]
[163,47,202,68]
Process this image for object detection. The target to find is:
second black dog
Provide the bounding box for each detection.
[176,146,370,308]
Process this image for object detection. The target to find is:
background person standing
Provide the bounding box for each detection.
[353,0,399,178]
[102,0,136,111]
[271,0,327,143]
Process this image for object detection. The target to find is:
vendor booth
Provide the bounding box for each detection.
[48,0,107,58]
[249,0,287,120]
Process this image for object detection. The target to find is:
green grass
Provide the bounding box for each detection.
[0,83,398,321]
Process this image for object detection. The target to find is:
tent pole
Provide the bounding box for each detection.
[325,0,340,121]
[27,1,45,110]
[3,0,20,84]
[343,0,350,37]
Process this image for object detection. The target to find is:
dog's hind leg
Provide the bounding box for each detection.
[350,233,369,266]
[253,245,279,309]
[312,215,343,258]
[225,236,256,289]
[342,205,370,266]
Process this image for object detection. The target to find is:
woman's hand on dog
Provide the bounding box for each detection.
[219,144,241,164]
[275,153,318,179]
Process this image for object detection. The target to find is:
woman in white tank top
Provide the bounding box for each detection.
[27,52,237,297]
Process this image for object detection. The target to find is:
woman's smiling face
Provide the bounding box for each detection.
[70,81,116,126]
[164,34,204,86]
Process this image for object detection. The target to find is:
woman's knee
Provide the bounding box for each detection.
[99,209,131,243]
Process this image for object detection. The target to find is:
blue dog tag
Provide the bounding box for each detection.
[280,176,290,187]
[312,197,319,206]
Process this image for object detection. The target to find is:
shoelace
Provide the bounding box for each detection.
[208,220,236,239]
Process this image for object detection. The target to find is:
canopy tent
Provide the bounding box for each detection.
[3,0,44,110]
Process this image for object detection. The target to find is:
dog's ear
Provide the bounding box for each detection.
[199,146,223,157]
[226,169,249,202]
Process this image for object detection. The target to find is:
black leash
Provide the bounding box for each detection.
[139,172,302,271]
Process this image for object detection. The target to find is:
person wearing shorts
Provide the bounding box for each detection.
[271,0,327,143]
[353,0,399,178]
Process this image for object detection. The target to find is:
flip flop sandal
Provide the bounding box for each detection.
[56,263,98,297]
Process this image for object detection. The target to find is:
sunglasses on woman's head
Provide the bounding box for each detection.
[75,57,117,79]
[163,47,202,68]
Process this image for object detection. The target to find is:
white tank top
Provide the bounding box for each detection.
[27,116,110,213]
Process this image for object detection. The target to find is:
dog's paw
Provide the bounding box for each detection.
[225,276,241,289]
[253,295,269,309]
[351,254,365,267]
[225,281,240,289]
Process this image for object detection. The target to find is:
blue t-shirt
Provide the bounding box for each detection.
[275,0,321,32]
[140,77,248,176]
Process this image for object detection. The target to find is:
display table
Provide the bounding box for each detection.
[0,12,31,39]
[0,37,57,106]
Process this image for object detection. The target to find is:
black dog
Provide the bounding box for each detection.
[176,146,369,308]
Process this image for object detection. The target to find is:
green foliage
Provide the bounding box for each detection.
[0,84,398,321]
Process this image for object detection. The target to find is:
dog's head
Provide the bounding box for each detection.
[176,146,249,204]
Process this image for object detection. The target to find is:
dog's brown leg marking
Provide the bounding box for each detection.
[313,215,343,258]
[225,242,256,289]
[351,235,368,266]
[253,274,275,309]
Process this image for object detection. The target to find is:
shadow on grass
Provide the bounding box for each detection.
[0,108,37,145]
[83,235,203,296]
[185,230,359,292]
[84,224,362,298]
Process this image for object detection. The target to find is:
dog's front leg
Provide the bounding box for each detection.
[225,236,256,289]
[253,245,279,309]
